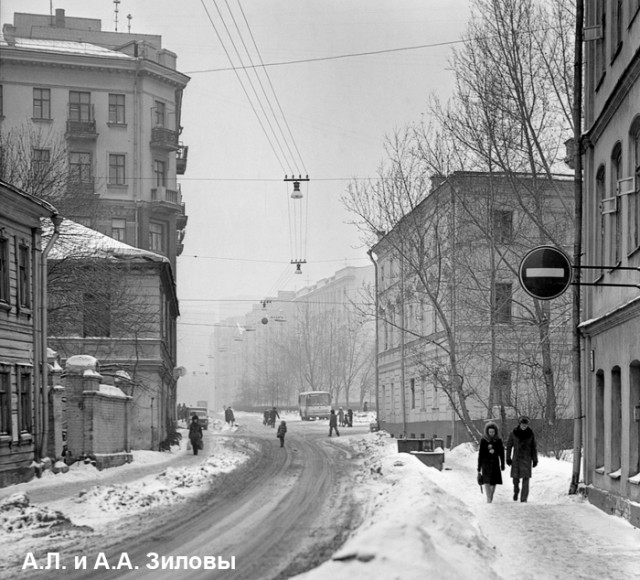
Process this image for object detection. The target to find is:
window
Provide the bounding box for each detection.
[18,244,30,309]
[108,94,125,124]
[0,236,9,304]
[596,165,606,272]
[595,370,605,469]
[31,148,50,175]
[17,366,32,433]
[154,101,166,127]
[83,293,111,337]
[33,88,51,120]
[493,282,512,324]
[611,144,623,264]
[153,160,166,187]
[111,218,126,242]
[108,154,126,185]
[629,362,640,477]
[612,0,623,56]
[69,91,91,122]
[595,0,606,83]
[493,209,513,243]
[410,378,416,410]
[69,152,92,184]
[491,368,512,407]
[630,124,640,253]
[0,85,3,117]
[0,366,10,436]
[611,367,622,473]
[149,222,164,253]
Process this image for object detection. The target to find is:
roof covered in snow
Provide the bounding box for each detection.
[42,218,169,264]
[0,36,133,59]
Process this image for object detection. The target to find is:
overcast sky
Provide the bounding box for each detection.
[1,0,471,400]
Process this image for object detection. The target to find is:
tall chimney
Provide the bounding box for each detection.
[55,8,65,28]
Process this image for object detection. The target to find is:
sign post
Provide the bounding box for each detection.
[518,246,573,300]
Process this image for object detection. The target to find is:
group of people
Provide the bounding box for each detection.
[263,406,280,427]
[477,415,538,503]
[337,407,354,428]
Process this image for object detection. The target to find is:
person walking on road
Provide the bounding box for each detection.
[329,409,340,437]
[188,414,203,456]
[347,408,354,427]
[269,406,280,428]
[506,416,538,502]
[477,421,505,503]
[338,407,345,427]
[276,420,287,448]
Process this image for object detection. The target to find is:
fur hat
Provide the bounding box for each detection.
[518,415,530,425]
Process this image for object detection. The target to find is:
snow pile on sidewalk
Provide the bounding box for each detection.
[0,492,83,535]
[295,432,640,580]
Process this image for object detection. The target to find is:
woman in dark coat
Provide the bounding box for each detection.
[188,414,203,456]
[506,416,538,502]
[477,421,505,503]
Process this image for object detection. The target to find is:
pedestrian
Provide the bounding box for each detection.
[227,406,235,427]
[338,407,345,427]
[506,416,538,502]
[188,414,203,456]
[329,409,340,437]
[477,421,505,503]
[347,408,353,427]
[263,409,270,426]
[269,406,280,428]
[276,420,287,447]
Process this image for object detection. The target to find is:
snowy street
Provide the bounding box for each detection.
[1,413,639,579]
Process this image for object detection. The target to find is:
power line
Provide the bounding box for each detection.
[185,38,467,74]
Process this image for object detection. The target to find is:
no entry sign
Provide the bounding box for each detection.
[518,246,573,300]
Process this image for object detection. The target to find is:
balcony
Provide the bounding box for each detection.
[176,144,189,175]
[65,119,98,140]
[151,185,181,206]
[150,126,179,151]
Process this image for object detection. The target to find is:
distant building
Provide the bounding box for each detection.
[372,172,574,448]
[581,1,640,527]
[0,180,59,487]
[44,219,179,451]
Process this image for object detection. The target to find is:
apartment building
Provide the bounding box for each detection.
[581,0,640,526]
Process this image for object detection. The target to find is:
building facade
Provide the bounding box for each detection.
[45,219,179,451]
[581,1,640,526]
[0,9,190,270]
[0,180,59,486]
[372,172,574,449]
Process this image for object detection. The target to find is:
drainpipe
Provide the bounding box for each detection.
[367,249,380,429]
[39,214,63,460]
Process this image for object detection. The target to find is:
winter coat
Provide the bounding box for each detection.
[477,422,505,486]
[277,423,287,438]
[329,413,338,427]
[188,420,203,444]
[506,425,538,479]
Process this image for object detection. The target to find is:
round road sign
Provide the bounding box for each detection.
[518,246,573,300]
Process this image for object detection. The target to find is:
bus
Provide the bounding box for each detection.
[298,391,332,420]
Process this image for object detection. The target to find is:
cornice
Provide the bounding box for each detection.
[579,295,640,336]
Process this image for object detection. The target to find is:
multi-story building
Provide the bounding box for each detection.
[0,9,189,270]
[581,1,640,526]
[0,179,59,486]
[372,172,574,449]
[213,266,375,411]
[45,218,179,451]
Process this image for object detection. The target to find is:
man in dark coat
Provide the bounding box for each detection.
[188,414,203,456]
[506,416,538,502]
[477,421,505,503]
[329,409,340,437]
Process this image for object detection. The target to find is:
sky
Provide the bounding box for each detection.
[0,0,472,401]
[1,413,639,578]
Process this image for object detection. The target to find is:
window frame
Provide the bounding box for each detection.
[108,93,126,125]
[0,365,10,437]
[69,151,93,185]
[111,218,126,242]
[68,91,91,122]
[0,235,9,305]
[33,88,51,120]
[492,208,513,244]
[108,153,126,186]
[17,243,31,311]
[493,281,513,324]
[16,365,32,434]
